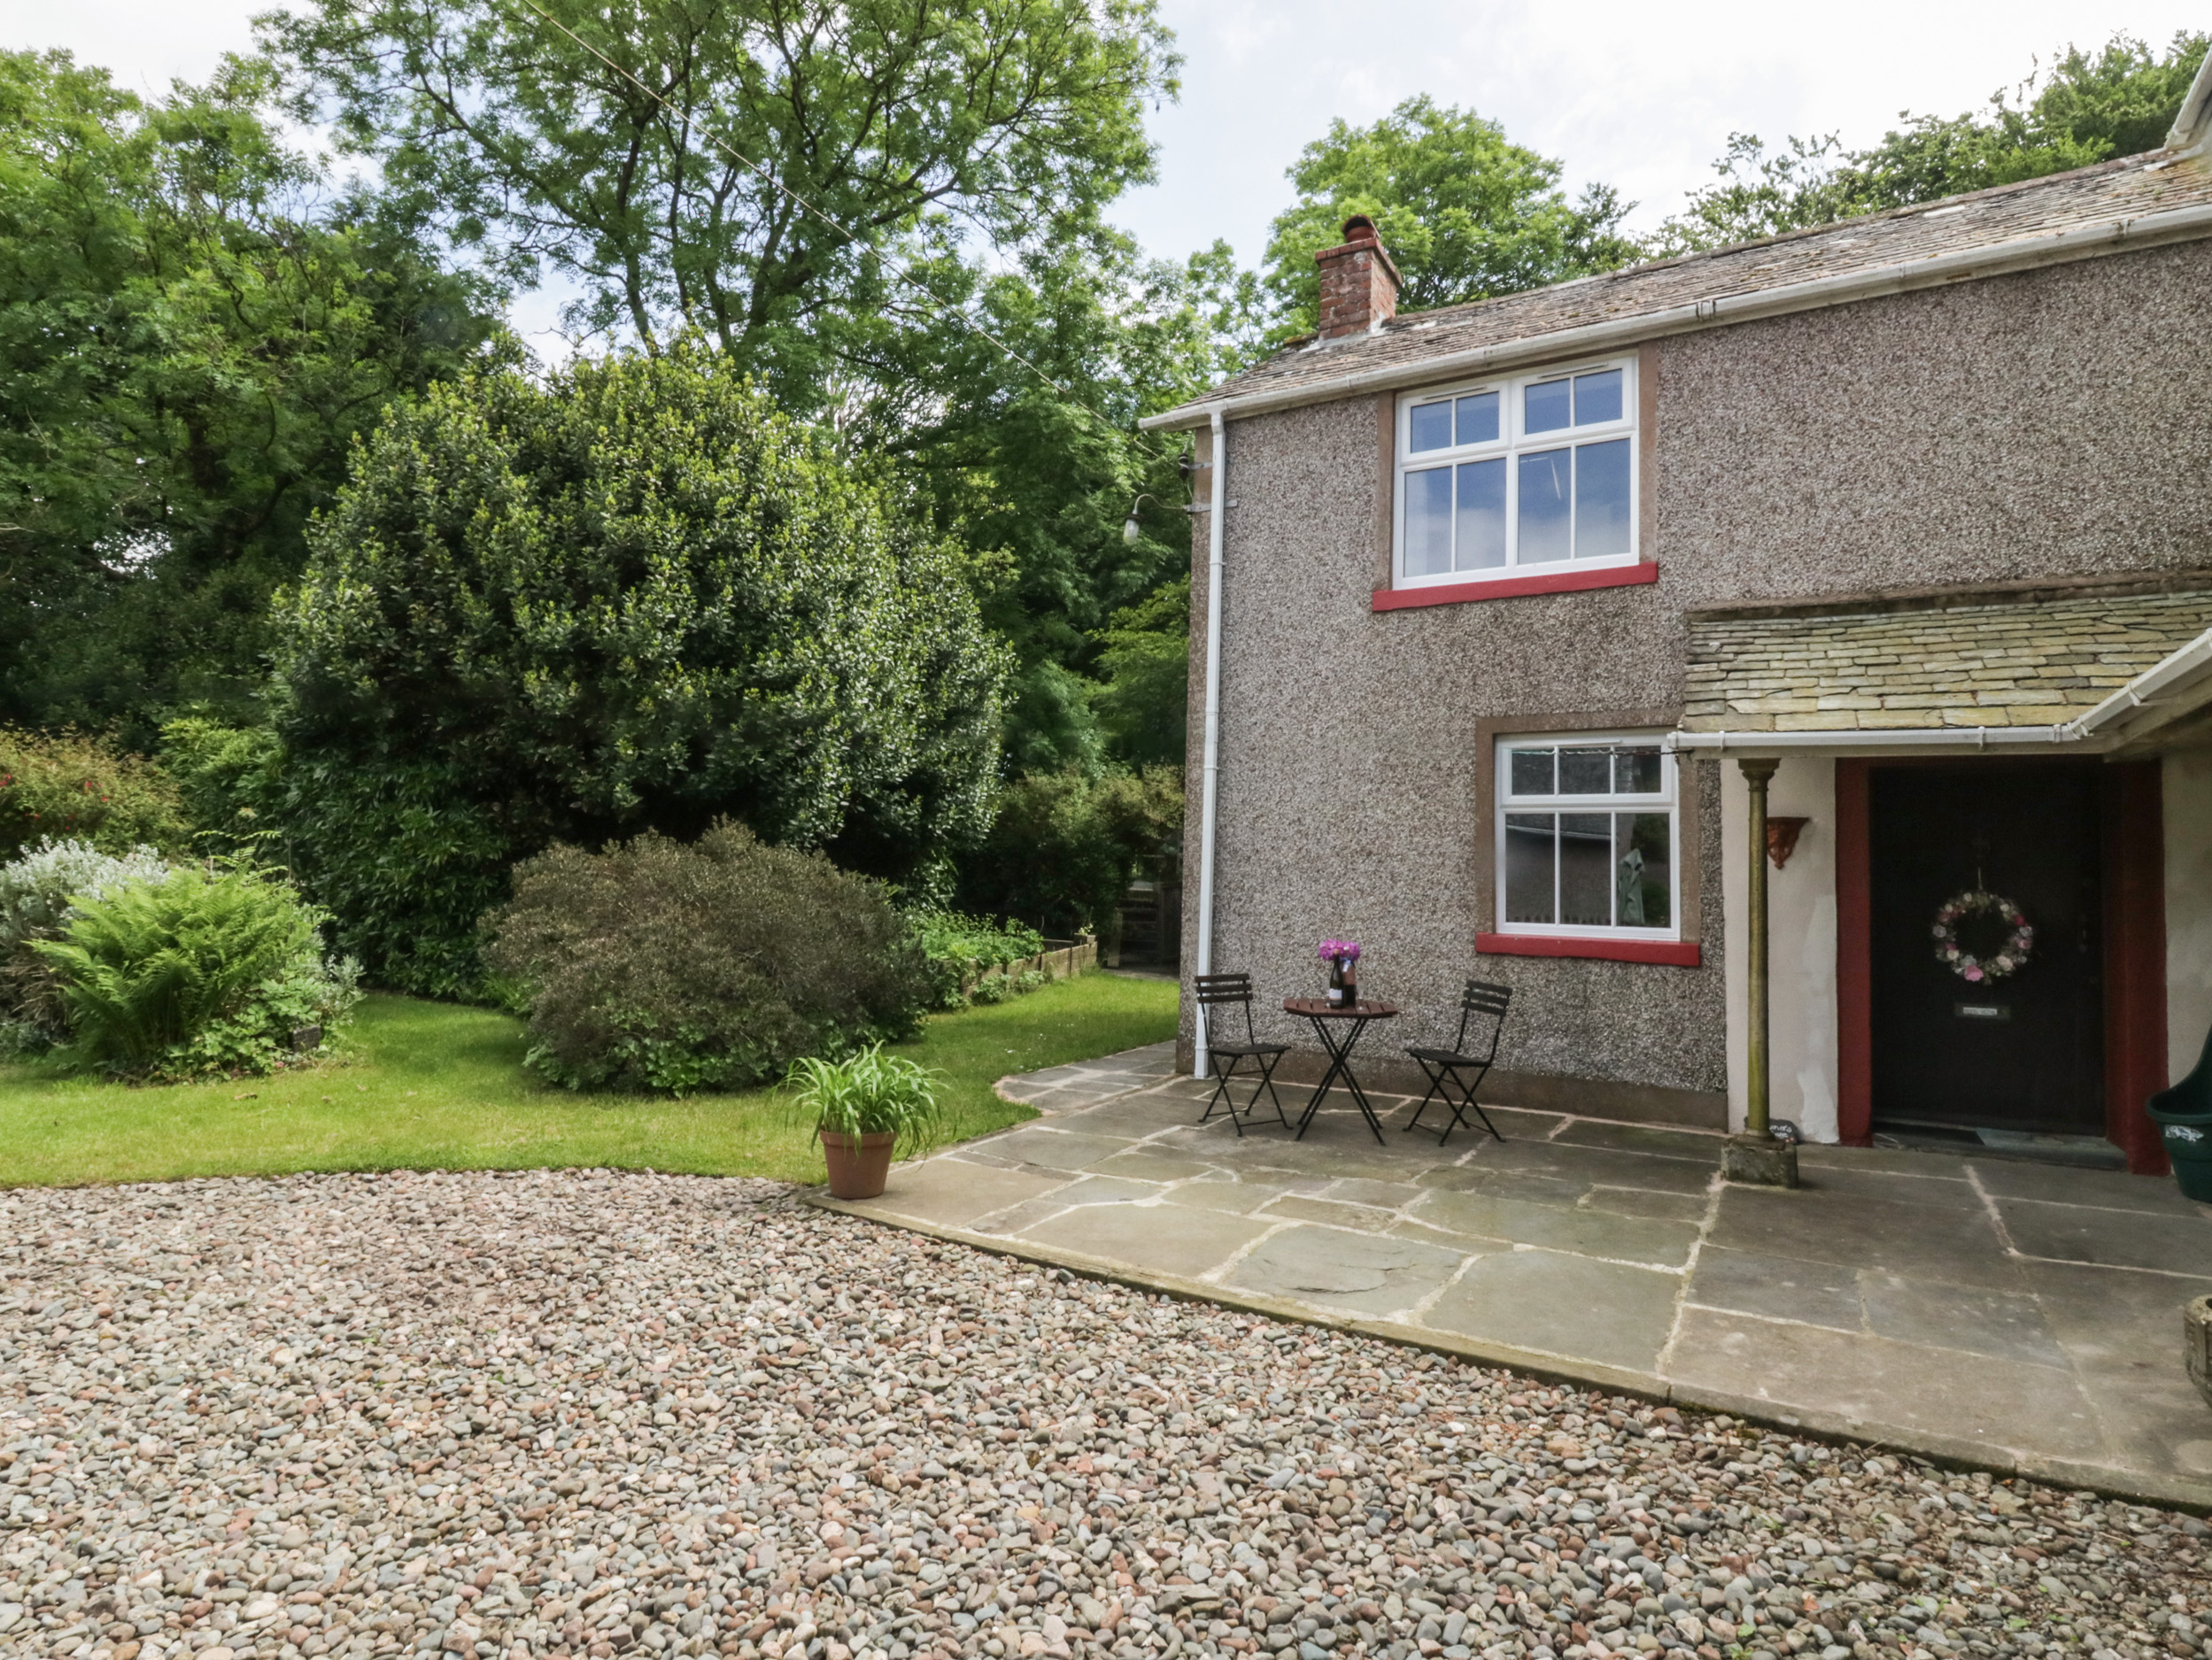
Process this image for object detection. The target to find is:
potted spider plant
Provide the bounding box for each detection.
[785,1043,948,1200]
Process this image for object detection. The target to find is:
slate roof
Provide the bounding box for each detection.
[1152,150,2212,424]
[1681,580,2212,732]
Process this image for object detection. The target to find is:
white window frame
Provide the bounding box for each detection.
[1393,356,1639,589]
[1493,733,1680,940]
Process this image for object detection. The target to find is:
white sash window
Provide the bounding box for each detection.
[1496,736,1678,938]
[1396,359,1638,588]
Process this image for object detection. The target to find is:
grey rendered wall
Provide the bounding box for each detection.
[1179,238,2212,1108]
[1175,401,1729,1104]
[1657,241,2212,601]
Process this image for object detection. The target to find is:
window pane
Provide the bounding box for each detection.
[1518,448,1572,562]
[1559,748,1611,794]
[1455,459,1507,569]
[1574,438,1633,559]
[1509,748,1554,795]
[1404,467,1453,575]
[1524,377,1572,434]
[1456,391,1500,446]
[1409,401,1453,452]
[1504,814,1556,923]
[1559,813,1613,925]
[1574,368,1624,426]
[1616,813,1673,929]
[1614,747,1663,793]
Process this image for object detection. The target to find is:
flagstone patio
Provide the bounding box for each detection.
[816,1041,2212,1509]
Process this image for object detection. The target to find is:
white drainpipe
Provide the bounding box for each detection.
[1193,406,1227,1078]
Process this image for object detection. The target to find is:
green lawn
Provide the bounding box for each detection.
[0,971,1177,1189]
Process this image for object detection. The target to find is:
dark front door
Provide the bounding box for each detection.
[1868,763,2105,1135]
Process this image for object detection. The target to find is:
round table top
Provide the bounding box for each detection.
[1282,997,1399,1019]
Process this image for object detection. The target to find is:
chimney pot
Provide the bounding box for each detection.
[1312,217,1400,341]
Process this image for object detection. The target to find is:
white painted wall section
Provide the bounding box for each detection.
[2164,746,2212,1085]
[1721,756,1841,1142]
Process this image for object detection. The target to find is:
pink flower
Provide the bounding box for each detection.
[1963,965,1984,982]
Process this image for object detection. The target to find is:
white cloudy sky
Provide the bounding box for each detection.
[8,0,2206,268]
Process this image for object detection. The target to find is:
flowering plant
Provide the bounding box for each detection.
[1318,938,1361,963]
[1930,889,2033,983]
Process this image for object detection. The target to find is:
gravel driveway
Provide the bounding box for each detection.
[0,1170,2205,1660]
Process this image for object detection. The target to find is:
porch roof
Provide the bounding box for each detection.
[1681,575,2212,737]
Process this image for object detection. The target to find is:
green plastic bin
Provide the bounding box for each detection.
[2147,1023,2212,1203]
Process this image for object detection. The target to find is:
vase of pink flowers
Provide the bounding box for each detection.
[1319,938,1362,1008]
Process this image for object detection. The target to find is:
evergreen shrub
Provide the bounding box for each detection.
[0,727,189,859]
[484,822,932,1093]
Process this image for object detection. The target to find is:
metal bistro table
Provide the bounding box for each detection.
[1281,998,1399,1144]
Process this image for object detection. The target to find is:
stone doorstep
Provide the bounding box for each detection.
[805,1190,2212,1516]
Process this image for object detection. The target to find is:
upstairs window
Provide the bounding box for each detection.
[1497,736,1676,938]
[1396,359,1637,587]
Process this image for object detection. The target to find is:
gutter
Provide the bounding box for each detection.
[1663,623,2212,758]
[2166,50,2212,152]
[1191,407,1227,1078]
[1140,198,2212,433]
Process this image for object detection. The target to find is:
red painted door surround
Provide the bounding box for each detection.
[1833,757,2169,1172]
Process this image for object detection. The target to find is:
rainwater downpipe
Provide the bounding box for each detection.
[1193,406,1227,1078]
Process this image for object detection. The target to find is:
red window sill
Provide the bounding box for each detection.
[1373,561,1659,610]
[1476,931,1702,967]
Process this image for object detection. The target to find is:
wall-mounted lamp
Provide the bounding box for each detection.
[1122,493,1158,544]
[1767,816,1810,869]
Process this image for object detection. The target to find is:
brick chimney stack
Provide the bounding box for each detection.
[1313,214,1401,341]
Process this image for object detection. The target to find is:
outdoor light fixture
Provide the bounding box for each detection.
[1122,493,1157,543]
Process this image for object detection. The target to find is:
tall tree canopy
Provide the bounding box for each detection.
[266,0,1178,398]
[1656,31,2210,254]
[1261,96,1638,338]
[0,49,506,737]
[266,0,1209,773]
[850,228,1257,771]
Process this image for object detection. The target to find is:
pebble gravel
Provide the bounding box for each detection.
[0,1170,2206,1660]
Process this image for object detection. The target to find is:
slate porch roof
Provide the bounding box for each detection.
[1681,576,2212,732]
[1149,149,2212,425]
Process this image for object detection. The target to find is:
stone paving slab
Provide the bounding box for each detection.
[817,1040,2212,1509]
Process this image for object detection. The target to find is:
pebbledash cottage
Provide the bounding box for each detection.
[1143,62,2212,1174]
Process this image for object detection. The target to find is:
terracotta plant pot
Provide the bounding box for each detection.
[819,1129,899,1200]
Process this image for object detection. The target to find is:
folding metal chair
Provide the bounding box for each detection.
[1404,980,1512,1145]
[1193,971,1291,1135]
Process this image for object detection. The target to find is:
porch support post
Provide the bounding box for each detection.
[1726,757,1798,1187]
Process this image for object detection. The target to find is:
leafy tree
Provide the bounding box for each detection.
[257,347,1011,990]
[264,0,1241,771]
[0,50,506,737]
[265,0,1178,398]
[1261,96,1638,337]
[955,765,1182,946]
[1089,575,1188,769]
[1656,31,2209,253]
[853,228,1259,770]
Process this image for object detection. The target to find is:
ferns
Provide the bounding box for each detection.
[31,864,354,1078]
